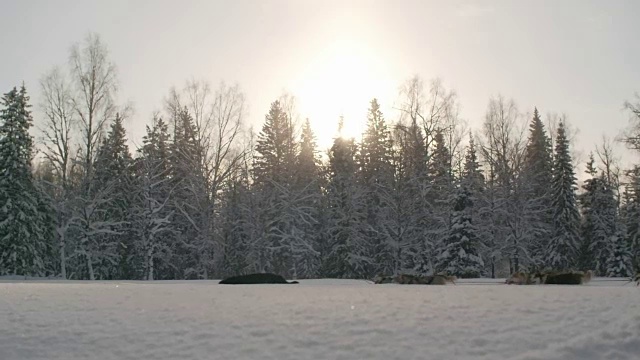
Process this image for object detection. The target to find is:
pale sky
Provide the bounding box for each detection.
[1,0,639,168]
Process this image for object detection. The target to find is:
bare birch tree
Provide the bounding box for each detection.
[39,67,76,278]
[69,32,118,179]
[166,80,247,278]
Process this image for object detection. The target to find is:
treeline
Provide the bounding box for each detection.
[1,33,639,280]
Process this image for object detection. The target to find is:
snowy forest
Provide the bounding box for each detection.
[1,33,640,281]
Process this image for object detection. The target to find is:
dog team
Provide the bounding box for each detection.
[217,271,638,285]
[373,271,640,285]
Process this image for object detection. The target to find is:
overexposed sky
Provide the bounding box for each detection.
[1,0,639,166]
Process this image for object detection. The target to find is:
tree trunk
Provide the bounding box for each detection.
[87,252,95,281]
[491,256,495,279]
[147,246,154,281]
[60,237,66,279]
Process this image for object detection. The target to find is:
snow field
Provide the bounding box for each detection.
[1,279,639,360]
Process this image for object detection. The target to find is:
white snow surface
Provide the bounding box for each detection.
[1,278,639,360]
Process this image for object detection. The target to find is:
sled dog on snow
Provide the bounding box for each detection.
[506,272,536,285]
[219,273,299,284]
[374,274,455,285]
[373,275,395,284]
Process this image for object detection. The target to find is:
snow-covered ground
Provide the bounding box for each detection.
[1,278,639,360]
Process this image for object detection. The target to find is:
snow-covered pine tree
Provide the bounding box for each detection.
[548,120,581,270]
[0,86,53,276]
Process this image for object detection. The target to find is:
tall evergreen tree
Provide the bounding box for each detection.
[622,167,640,272]
[167,107,202,278]
[578,154,630,276]
[437,185,484,277]
[358,99,395,277]
[0,86,52,276]
[90,113,134,279]
[253,100,297,186]
[437,139,485,277]
[291,118,322,278]
[218,162,252,277]
[252,100,299,276]
[131,117,174,280]
[388,120,429,275]
[428,129,454,270]
[548,121,580,270]
[323,118,368,278]
[523,108,554,262]
[523,108,554,200]
[577,154,599,271]
[462,135,484,194]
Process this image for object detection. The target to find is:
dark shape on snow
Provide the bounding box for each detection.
[373,273,456,285]
[219,273,299,285]
[535,270,592,285]
[633,273,640,286]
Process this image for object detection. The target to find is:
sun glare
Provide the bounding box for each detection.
[292,39,394,151]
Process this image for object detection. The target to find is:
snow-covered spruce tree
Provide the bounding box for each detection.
[605,231,633,277]
[252,100,299,276]
[437,139,485,278]
[92,113,134,279]
[465,134,501,278]
[577,154,599,271]
[427,130,455,269]
[357,99,395,277]
[578,155,630,276]
[323,118,368,278]
[437,184,484,278]
[522,108,554,263]
[388,118,429,275]
[622,166,640,272]
[218,161,252,277]
[290,118,322,278]
[548,120,580,270]
[167,106,202,278]
[130,117,175,280]
[68,113,131,280]
[0,86,53,276]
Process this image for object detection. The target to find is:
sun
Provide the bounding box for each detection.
[292,39,395,151]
